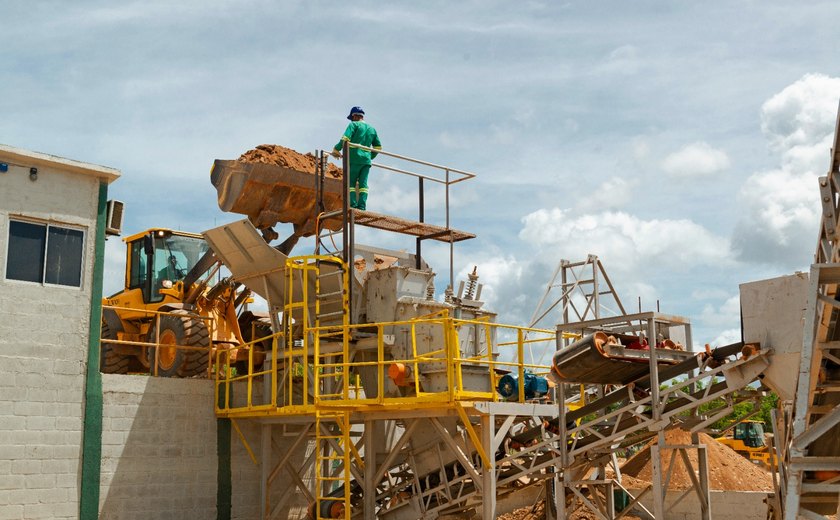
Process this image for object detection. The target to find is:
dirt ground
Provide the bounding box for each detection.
[238,144,343,178]
[620,428,773,491]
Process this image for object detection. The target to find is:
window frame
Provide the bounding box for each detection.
[4,217,87,289]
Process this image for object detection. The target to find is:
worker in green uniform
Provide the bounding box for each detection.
[332,106,381,211]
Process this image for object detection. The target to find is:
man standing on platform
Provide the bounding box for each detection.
[332,106,381,211]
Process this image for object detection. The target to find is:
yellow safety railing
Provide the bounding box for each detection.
[100,305,215,378]
[215,311,557,416]
[214,328,281,414]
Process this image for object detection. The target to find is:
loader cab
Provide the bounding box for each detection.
[733,421,766,448]
[125,229,209,304]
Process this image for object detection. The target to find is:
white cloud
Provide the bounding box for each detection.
[699,295,740,329]
[732,73,840,267]
[707,328,741,350]
[632,137,650,161]
[760,73,840,159]
[519,209,732,274]
[457,255,525,310]
[597,44,640,75]
[620,281,658,311]
[661,141,730,178]
[732,168,821,265]
[691,287,730,300]
[573,177,636,213]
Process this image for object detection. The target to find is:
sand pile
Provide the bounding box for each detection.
[620,428,772,491]
[238,144,342,178]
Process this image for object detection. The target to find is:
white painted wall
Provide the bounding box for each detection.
[0,159,100,519]
[99,376,293,520]
[99,375,219,519]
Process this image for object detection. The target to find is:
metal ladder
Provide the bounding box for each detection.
[314,411,353,520]
[313,256,350,403]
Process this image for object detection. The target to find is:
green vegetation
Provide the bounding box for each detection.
[683,378,779,432]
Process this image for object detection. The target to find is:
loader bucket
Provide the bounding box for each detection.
[210,159,343,237]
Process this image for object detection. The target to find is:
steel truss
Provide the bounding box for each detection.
[244,340,769,519]
[776,100,840,520]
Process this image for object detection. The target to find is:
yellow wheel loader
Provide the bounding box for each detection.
[716,419,777,468]
[101,228,271,377]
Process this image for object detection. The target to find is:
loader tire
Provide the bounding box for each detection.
[147,310,209,377]
[100,322,129,374]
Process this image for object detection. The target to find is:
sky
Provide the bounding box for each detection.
[2,1,840,351]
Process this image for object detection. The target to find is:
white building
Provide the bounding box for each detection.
[0,144,119,519]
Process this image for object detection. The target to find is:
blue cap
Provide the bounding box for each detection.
[347,106,365,120]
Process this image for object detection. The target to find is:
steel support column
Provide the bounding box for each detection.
[364,420,376,520]
[260,423,272,520]
[481,413,496,519]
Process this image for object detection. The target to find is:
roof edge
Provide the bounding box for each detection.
[0,143,121,184]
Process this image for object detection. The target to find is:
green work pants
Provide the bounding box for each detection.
[349,163,371,210]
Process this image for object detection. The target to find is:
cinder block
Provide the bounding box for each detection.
[38,430,64,445]
[32,487,68,503]
[0,444,23,459]
[0,415,25,430]
[101,431,126,446]
[23,503,55,519]
[14,372,47,388]
[25,416,55,431]
[0,474,24,490]
[0,504,23,520]
[48,501,77,517]
[11,459,40,475]
[25,388,57,403]
[6,431,34,445]
[62,430,82,445]
[12,401,43,416]
[23,471,56,489]
[23,444,53,459]
[54,473,77,489]
[109,417,135,431]
[8,488,38,504]
[0,387,27,401]
[46,403,80,418]
[40,458,73,474]
[53,360,85,376]
[54,416,81,431]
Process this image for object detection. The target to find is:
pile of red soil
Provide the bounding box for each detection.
[620,428,773,491]
[238,144,342,178]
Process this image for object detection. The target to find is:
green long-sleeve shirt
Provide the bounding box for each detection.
[334,120,381,165]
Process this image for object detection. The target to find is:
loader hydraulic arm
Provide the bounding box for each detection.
[183,250,219,306]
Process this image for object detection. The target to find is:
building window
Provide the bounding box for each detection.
[6,219,85,287]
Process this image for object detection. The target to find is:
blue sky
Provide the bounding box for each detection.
[3,1,840,348]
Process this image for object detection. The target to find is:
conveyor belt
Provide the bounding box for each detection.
[551,331,695,385]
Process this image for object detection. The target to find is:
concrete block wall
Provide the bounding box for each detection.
[99,375,219,519]
[229,415,262,520]
[626,488,771,520]
[0,160,100,519]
